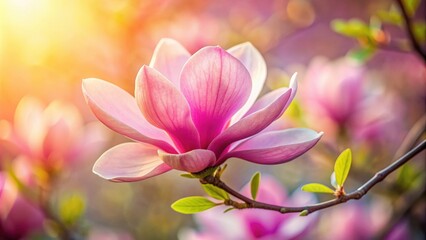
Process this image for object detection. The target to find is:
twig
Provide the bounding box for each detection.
[201,140,426,215]
[394,114,426,158]
[395,0,426,61]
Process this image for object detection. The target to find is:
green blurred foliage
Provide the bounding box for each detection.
[58,193,86,226]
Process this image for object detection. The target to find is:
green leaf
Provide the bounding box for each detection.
[301,183,335,194]
[223,207,235,213]
[58,193,85,226]
[180,173,196,179]
[299,210,309,216]
[413,21,426,43]
[202,184,229,200]
[396,164,421,190]
[331,19,370,38]
[171,196,218,214]
[376,9,403,26]
[404,0,420,17]
[334,149,352,187]
[347,47,376,62]
[250,172,261,200]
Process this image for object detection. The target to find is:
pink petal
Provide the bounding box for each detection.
[220,129,323,164]
[244,73,298,117]
[228,42,267,124]
[135,66,200,152]
[82,78,176,153]
[208,88,292,156]
[180,46,252,147]
[93,142,171,182]
[158,149,216,173]
[149,38,191,87]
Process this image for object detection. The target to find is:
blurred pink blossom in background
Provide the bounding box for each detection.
[0,97,107,173]
[83,38,322,181]
[300,57,404,146]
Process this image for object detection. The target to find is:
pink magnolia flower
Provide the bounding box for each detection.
[300,57,404,145]
[83,38,322,181]
[1,97,107,172]
[180,175,317,240]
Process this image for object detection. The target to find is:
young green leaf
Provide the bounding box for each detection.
[250,172,261,200]
[376,9,403,26]
[202,184,229,200]
[299,210,309,216]
[223,207,235,213]
[413,21,426,43]
[171,196,218,214]
[301,183,335,194]
[348,47,376,62]
[334,149,352,187]
[404,0,420,17]
[331,19,370,38]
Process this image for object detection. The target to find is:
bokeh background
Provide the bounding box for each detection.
[0,0,425,239]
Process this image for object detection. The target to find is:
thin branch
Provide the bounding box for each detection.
[394,114,426,158]
[395,0,426,61]
[201,140,426,215]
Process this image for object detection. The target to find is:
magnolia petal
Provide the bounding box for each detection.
[149,38,191,87]
[208,88,292,156]
[228,42,267,124]
[158,149,216,173]
[82,78,175,153]
[93,142,171,182]
[220,129,323,164]
[245,73,298,117]
[135,66,200,152]
[180,46,252,147]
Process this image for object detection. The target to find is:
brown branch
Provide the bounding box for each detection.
[201,140,426,215]
[395,0,426,61]
[394,114,426,158]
